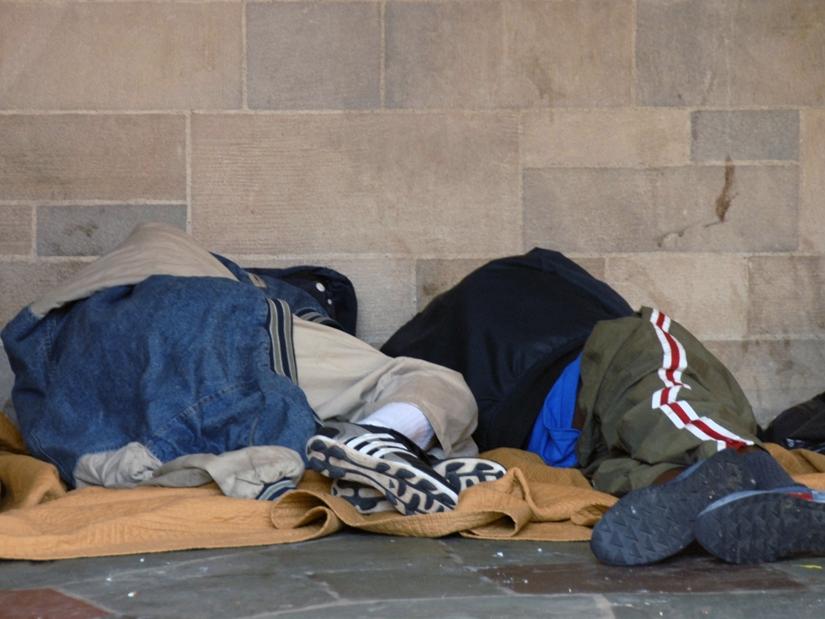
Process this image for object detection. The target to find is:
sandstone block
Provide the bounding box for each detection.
[247,2,380,109]
[0,206,31,255]
[0,115,186,201]
[0,2,242,110]
[0,261,88,325]
[605,254,748,340]
[325,258,416,346]
[524,165,798,253]
[707,339,825,427]
[386,0,632,108]
[191,113,520,256]
[522,109,689,168]
[801,110,825,251]
[692,110,800,161]
[638,0,825,106]
[37,205,186,256]
[748,255,825,336]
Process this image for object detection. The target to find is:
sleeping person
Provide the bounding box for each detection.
[1,223,504,514]
[381,249,825,565]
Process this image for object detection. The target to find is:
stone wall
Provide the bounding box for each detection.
[1,0,824,424]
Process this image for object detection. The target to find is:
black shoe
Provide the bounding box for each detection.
[589,449,760,566]
[695,486,825,564]
[305,421,458,515]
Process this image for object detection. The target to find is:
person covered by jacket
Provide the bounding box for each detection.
[381,249,823,566]
[1,224,503,514]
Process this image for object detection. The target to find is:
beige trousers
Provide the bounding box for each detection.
[294,317,479,458]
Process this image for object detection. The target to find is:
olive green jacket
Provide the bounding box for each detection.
[576,307,759,495]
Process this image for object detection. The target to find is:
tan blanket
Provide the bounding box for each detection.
[1,413,824,561]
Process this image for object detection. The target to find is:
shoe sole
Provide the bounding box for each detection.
[695,491,825,564]
[331,457,508,514]
[331,480,394,514]
[437,458,507,492]
[306,435,458,515]
[589,449,757,566]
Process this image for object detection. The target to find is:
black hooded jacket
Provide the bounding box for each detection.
[381,248,632,452]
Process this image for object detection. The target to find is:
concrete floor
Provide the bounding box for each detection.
[1,533,824,618]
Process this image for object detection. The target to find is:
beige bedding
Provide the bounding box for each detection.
[1,411,823,561]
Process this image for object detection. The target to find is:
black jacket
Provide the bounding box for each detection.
[381,248,632,451]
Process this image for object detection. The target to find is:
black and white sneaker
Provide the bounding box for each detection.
[331,457,508,514]
[305,421,459,516]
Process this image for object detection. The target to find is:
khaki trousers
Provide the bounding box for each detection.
[294,317,478,458]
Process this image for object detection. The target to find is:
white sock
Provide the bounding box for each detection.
[360,402,435,451]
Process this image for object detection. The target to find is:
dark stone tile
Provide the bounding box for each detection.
[0,547,251,590]
[0,588,109,619]
[609,591,825,619]
[2,546,336,617]
[767,557,825,585]
[256,532,457,573]
[439,538,592,568]
[5,535,825,618]
[64,570,334,619]
[481,555,803,594]
[269,594,611,619]
[309,566,502,600]
[37,204,186,256]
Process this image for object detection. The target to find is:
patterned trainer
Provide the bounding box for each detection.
[305,421,459,516]
[695,486,825,564]
[331,457,508,514]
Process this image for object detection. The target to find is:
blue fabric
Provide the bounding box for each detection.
[527,355,582,468]
[1,266,323,487]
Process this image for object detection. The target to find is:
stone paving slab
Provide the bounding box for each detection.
[608,591,825,619]
[480,556,802,595]
[266,594,614,619]
[1,534,824,618]
[0,588,109,619]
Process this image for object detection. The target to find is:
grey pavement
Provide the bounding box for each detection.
[1,532,824,618]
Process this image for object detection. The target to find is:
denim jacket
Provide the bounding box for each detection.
[1,224,332,487]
